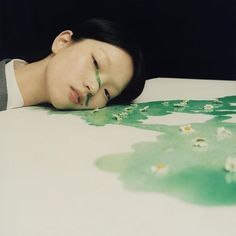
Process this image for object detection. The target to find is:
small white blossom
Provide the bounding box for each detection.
[174,100,189,108]
[124,107,134,112]
[193,137,208,148]
[91,108,100,113]
[162,101,169,106]
[139,106,149,112]
[204,104,214,112]
[179,124,194,133]
[119,112,129,117]
[131,103,138,107]
[150,163,170,175]
[112,114,123,121]
[217,127,232,141]
[225,156,236,173]
[213,99,223,104]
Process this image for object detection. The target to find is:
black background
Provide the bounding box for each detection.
[0,0,235,80]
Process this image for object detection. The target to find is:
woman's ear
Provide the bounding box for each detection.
[51,30,74,53]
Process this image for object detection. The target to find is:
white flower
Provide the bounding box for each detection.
[112,113,123,121]
[124,106,134,112]
[174,99,189,108]
[179,124,194,133]
[193,137,208,148]
[91,108,100,113]
[213,99,223,104]
[204,104,214,112]
[217,127,232,141]
[119,112,128,117]
[151,163,170,175]
[139,106,149,112]
[131,103,138,107]
[225,156,236,173]
[162,101,169,106]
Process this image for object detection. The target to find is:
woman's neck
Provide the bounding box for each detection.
[15,56,51,106]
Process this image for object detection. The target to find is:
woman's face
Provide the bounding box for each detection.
[45,31,133,109]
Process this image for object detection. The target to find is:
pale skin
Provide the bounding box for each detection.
[14,30,134,109]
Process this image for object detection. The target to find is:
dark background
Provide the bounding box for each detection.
[0,0,235,80]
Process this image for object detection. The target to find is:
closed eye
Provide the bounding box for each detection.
[92,55,102,88]
[104,89,111,101]
[92,55,99,70]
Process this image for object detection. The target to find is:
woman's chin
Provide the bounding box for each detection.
[50,98,72,110]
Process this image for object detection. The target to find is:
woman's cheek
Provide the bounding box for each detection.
[89,95,107,109]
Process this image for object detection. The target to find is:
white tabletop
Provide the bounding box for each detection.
[0,78,236,236]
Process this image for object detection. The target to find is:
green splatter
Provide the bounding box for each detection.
[45,96,236,205]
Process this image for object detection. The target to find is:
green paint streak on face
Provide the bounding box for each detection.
[84,69,102,107]
[46,95,236,205]
[85,93,93,107]
[96,69,101,88]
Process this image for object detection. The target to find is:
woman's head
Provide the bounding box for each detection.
[46,18,145,109]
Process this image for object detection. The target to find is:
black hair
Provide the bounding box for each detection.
[70,18,145,105]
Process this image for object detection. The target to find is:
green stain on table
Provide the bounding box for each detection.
[46,95,236,205]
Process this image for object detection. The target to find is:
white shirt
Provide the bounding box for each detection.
[5,59,25,109]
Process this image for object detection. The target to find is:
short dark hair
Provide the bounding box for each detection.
[70,18,145,105]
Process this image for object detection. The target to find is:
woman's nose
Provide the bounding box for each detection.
[83,80,99,96]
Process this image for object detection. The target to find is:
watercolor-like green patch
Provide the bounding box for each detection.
[45,96,236,205]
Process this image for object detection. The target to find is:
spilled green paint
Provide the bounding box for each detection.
[46,96,236,205]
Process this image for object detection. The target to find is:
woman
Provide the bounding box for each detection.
[0,18,145,111]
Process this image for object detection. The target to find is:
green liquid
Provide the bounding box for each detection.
[46,96,236,205]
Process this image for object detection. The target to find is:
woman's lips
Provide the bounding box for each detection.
[69,87,82,105]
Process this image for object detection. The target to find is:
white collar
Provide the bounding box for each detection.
[5,59,25,109]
